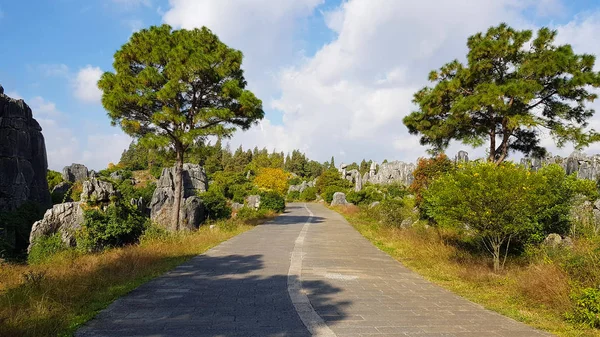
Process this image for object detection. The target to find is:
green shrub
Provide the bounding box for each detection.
[78,203,148,251]
[199,190,232,220]
[287,190,300,201]
[236,207,269,221]
[300,187,318,201]
[259,191,286,213]
[566,287,600,328]
[316,168,351,193]
[27,233,67,265]
[150,165,163,179]
[346,190,366,205]
[379,199,409,227]
[0,201,46,258]
[47,170,63,191]
[229,182,258,204]
[289,177,302,186]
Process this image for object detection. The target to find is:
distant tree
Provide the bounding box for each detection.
[404,24,600,164]
[330,156,336,170]
[409,154,454,208]
[99,25,264,230]
[254,168,289,195]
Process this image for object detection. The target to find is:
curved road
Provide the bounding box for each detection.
[77,203,552,337]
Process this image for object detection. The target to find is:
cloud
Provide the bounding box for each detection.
[82,133,132,168]
[123,18,143,32]
[37,64,70,78]
[29,96,63,118]
[111,0,151,9]
[73,65,103,104]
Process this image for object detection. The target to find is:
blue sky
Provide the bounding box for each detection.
[2,0,600,170]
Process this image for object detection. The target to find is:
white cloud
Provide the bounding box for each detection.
[29,96,62,118]
[82,133,133,169]
[123,18,143,32]
[111,0,151,9]
[38,64,70,78]
[73,65,103,104]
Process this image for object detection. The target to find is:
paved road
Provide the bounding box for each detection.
[77,203,552,337]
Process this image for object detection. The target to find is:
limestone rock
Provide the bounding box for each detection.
[130,197,144,209]
[28,202,84,251]
[0,90,51,212]
[330,192,349,206]
[62,164,89,183]
[149,164,208,231]
[51,181,71,196]
[400,218,413,228]
[245,195,261,210]
[543,233,563,248]
[110,171,123,181]
[231,202,244,211]
[151,197,206,231]
[365,161,415,187]
[455,151,469,163]
[81,178,118,203]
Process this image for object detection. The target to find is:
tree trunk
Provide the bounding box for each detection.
[489,128,496,162]
[492,242,501,273]
[173,146,184,231]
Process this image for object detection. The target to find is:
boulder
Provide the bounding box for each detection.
[369,201,380,208]
[81,178,118,203]
[150,197,206,231]
[400,218,414,228]
[62,163,89,183]
[363,161,416,187]
[149,164,208,231]
[0,90,51,212]
[231,202,244,211]
[455,151,469,163]
[51,181,72,196]
[543,233,563,248]
[110,171,123,181]
[28,202,84,251]
[330,192,349,206]
[130,197,144,209]
[245,195,261,210]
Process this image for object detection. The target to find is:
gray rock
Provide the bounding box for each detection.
[28,202,84,251]
[455,150,469,163]
[231,202,244,211]
[400,218,413,228]
[130,197,144,209]
[110,171,123,181]
[245,195,261,210]
[543,233,563,248]
[151,197,206,231]
[365,161,416,187]
[89,170,98,179]
[81,178,118,203]
[62,164,89,183]
[369,201,380,208]
[561,236,574,248]
[0,91,51,212]
[150,164,208,231]
[369,162,377,176]
[330,192,348,206]
[51,181,72,196]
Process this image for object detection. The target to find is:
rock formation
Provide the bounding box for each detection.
[0,89,51,212]
[62,163,89,183]
[149,164,208,231]
[364,161,416,187]
[80,178,118,203]
[28,202,84,251]
[288,179,317,194]
[245,195,261,210]
[521,151,600,181]
[330,192,349,206]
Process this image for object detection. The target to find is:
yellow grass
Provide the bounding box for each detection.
[338,207,599,337]
[0,219,261,337]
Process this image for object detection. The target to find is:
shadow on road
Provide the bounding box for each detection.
[78,253,350,337]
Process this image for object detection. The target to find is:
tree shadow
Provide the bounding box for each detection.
[77,254,350,337]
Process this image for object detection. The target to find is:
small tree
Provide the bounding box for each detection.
[254,168,289,195]
[423,162,540,272]
[99,25,264,230]
[409,154,454,208]
[404,24,600,164]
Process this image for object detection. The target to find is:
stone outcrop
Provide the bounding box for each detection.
[521,151,600,181]
[330,192,349,206]
[62,163,89,183]
[455,151,469,163]
[365,161,416,187]
[28,202,84,251]
[149,164,208,231]
[245,195,261,210]
[80,178,118,203]
[288,179,317,194]
[0,89,51,212]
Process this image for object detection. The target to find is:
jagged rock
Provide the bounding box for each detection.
[330,192,349,206]
[231,202,244,211]
[543,233,574,249]
[455,151,469,163]
[522,151,600,181]
[369,162,377,176]
[288,179,317,194]
[52,181,72,196]
[89,170,98,179]
[149,164,208,231]
[0,90,51,212]
[130,197,144,209]
[81,178,118,203]
[62,164,89,183]
[28,202,84,251]
[365,161,415,187]
[151,197,206,231]
[110,171,123,181]
[245,195,261,210]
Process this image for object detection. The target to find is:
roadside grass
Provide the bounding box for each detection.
[335,206,599,337]
[0,214,275,337]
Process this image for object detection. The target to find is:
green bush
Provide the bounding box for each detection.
[288,177,302,186]
[0,201,46,258]
[378,199,412,227]
[346,190,366,205]
[287,190,300,201]
[47,170,63,191]
[566,287,600,328]
[27,233,67,265]
[150,165,163,179]
[236,207,269,221]
[229,182,258,204]
[300,187,318,201]
[199,189,232,220]
[78,203,148,251]
[259,191,286,213]
[316,168,351,193]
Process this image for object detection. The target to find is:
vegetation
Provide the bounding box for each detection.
[99,24,264,230]
[254,168,289,195]
[404,24,600,163]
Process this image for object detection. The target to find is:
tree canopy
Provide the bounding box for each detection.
[99,24,264,230]
[404,23,600,164]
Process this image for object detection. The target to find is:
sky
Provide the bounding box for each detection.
[2,0,600,171]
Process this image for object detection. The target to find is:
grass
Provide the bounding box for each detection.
[0,215,274,337]
[335,206,600,337]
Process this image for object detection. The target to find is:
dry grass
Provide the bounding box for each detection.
[0,220,260,337]
[339,208,600,337]
[132,170,156,188]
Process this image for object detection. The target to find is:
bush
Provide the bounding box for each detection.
[229,182,258,204]
[199,189,232,220]
[410,154,454,207]
[288,176,302,186]
[259,191,286,213]
[47,170,63,191]
[287,190,300,201]
[378,199,415,227]
[254,168,289,195]
[236,207,269,221]
[566,287,600,328]
[27,233,67,265]
[0,201,46,258]
[78,203,148,251]
[65,181,83,202]
[300,187,318,201]
[316,168,351,193]
[346,190,366,205]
